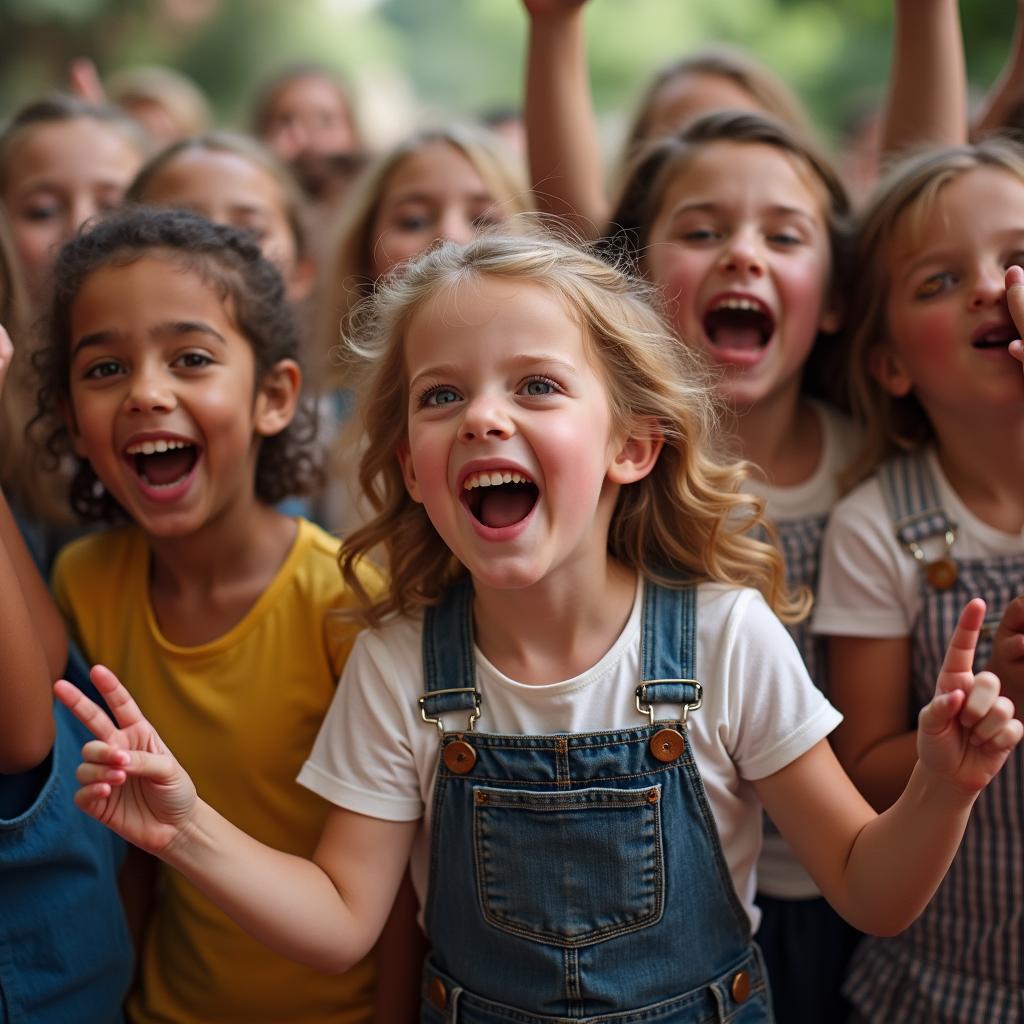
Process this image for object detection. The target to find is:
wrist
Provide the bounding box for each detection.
[907,760,978,812]
[161,798,212,868]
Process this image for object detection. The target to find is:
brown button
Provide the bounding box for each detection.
[428,976,447,1010]
[649,727,684,763]
[926,557,958,591]
[730,969,751,1004]
[443,739,477,774]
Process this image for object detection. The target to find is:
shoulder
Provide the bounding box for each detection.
[287,518,384,606]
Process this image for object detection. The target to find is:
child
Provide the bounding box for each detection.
[314,124,529,533]
[599,109,860,1022]
[34,206,377,1024]
[0,93,146,309]
[814,139,1024,1024]
[126,132,316,302]
[522,0,813,237]
[56,233,1020,1023]
[0,205,133,1023]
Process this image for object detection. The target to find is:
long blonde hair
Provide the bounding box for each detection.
[843,138,1024,489]
[317,125,530,389]
[338,231,807,628]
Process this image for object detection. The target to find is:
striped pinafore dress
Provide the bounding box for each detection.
[417,578,772,1023]
[842,453,1024,1024]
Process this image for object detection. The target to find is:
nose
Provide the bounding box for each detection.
[69,196,102,241]
[459,391,513,442]
[718,228,765,277]
[124,365,176,415]
[970,263,1005,309]
[438,208,476,246]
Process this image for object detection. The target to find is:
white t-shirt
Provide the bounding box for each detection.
[747,399,861,899]
[813,448,1024,638]
[298,579,841,932]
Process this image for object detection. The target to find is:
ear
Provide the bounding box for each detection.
[868,344,914,397]
[285,257,317,304]
[607,419,664,485]
[253,358,302,437]
[395,439,423,503]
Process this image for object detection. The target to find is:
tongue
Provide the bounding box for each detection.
[709,324,763,350]
[479,487,534,529]
[139,449,193,486]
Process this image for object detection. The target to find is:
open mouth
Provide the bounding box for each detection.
[124,438,199,489]
[462,469,539,529]
[972,324,1018,349]
[702,297,775,351]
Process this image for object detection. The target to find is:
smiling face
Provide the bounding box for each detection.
[262,74,357,160]
[368,142,504,280]
[877,166,1024,423]
[397,275,649,593]
[644,140,835,412]
[137,148,305,296]
[2,118,142,307]
[66,253,287,538]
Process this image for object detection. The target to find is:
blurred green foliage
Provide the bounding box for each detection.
[0,0,1017,142]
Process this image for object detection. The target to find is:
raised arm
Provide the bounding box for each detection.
[881,0,968,164]
[0,325,67,771]
[973,2,1024,139]
[758,600,1021,936]
[522,0,609,237]
[55,664,414,973]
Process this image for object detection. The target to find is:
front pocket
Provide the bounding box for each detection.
[472,784,664,947]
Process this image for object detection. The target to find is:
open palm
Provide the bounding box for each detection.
[55,665,197,855]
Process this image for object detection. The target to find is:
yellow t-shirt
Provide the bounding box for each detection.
[53,518,377,1024]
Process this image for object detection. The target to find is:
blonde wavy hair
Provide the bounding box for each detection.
[843,138,1024,489]
[316,124,531,390]
[338,230,807,628]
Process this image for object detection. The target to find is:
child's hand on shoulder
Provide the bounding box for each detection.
[55,665,198,854]
[917,599,1023,798]
[1006,265,1024,366]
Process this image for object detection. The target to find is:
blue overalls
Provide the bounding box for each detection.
[416,578,771,1023]
[843,453,1024,1024]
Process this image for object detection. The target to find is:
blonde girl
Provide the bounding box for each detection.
[56,232,1020,1024]
[314,124,529,532]
[814,139,1024,1024]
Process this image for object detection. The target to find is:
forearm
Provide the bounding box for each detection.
[525,7,608,236]
[165,799,376,974]
[882,0,967,161]
[835,762,973,935]
[973,1,1024,138]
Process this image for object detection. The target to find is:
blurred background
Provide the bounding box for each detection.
[0,0,1017,153]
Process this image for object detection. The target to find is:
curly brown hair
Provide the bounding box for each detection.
[31,206,321,521]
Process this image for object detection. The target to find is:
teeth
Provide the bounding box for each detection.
[125,439,192,456]
[710,297,763,313]
[463,470,530,490]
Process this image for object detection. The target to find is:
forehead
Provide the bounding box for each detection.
[271,75,347,116]
[655,139,829,219]
[646,72,761,138]
[382,143,489,202]
[144,149,285,210]
[403,275,587,367]
[5,119,141,190]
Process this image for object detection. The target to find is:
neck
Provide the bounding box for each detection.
[930,407,1024,532]
[724,382,820,487]
[472,558,637,686]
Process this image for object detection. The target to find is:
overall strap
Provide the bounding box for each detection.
[419,577,480,728]
[878,452,957,547]
[638,581,702,716]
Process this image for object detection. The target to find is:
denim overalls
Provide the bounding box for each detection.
[417,578,771,1023]
[843,453,1024,1024]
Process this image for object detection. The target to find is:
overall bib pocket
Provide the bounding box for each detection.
[472,783,665,947]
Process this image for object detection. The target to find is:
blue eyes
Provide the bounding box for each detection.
[417,376,561,409]
[522,378,557,397]
[422,386,460,407]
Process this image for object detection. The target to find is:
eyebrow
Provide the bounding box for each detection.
[408,353,580,389]
[71,321,226,358]
[389,191,494,207]
[668,201,818,225]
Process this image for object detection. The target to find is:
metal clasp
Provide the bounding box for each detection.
[418,688,482,740]
[635,679,703,728]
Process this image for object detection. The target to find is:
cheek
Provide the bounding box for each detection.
[888,300,953,359]
[646,250,704,337]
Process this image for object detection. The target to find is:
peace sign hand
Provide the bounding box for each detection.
[55,665,197,855]
[918,599,1023,796]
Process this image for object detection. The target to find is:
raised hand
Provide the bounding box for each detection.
[917,599,1023,795]
[54,665,197,854]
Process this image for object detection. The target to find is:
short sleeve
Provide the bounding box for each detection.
[298,628,424,822]
[812,479,917,638]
